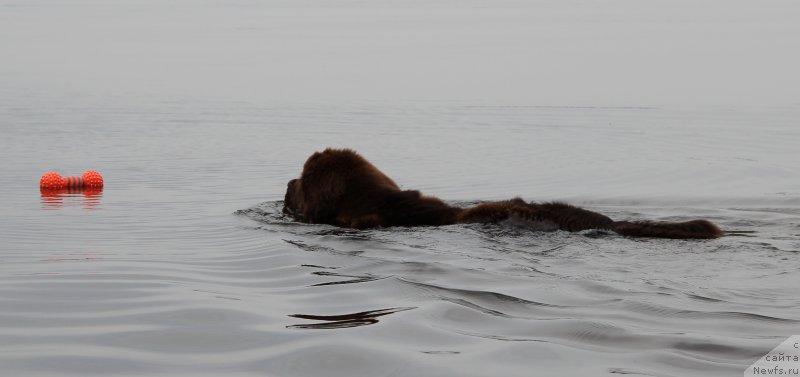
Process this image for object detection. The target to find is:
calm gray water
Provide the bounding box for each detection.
[1,98,799,377]
[2,1,800,376]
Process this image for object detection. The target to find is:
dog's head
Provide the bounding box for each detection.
[282,148,400,224]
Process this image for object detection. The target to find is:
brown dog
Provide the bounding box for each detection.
[283,148,722,239]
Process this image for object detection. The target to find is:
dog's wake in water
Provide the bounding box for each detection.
[236,199,799,377]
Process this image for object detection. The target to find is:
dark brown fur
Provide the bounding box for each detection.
[283,149,722,239]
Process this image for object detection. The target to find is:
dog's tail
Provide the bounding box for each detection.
[613,219,722,239]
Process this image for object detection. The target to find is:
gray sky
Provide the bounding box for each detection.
[2,0,799,107]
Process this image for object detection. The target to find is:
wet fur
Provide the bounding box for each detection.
[283,148,722,239]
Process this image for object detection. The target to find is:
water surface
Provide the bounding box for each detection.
[1,99,799,377]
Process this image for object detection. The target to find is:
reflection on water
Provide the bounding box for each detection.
[40,187,103,209]
[288,307,416,330]
[309,270,389,287]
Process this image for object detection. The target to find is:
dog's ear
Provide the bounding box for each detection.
[296,150,353,223]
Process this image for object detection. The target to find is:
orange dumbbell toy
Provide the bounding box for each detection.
[40,171,104,189]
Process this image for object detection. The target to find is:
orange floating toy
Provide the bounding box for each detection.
[40,170,104,189]
[39,172,64,189]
